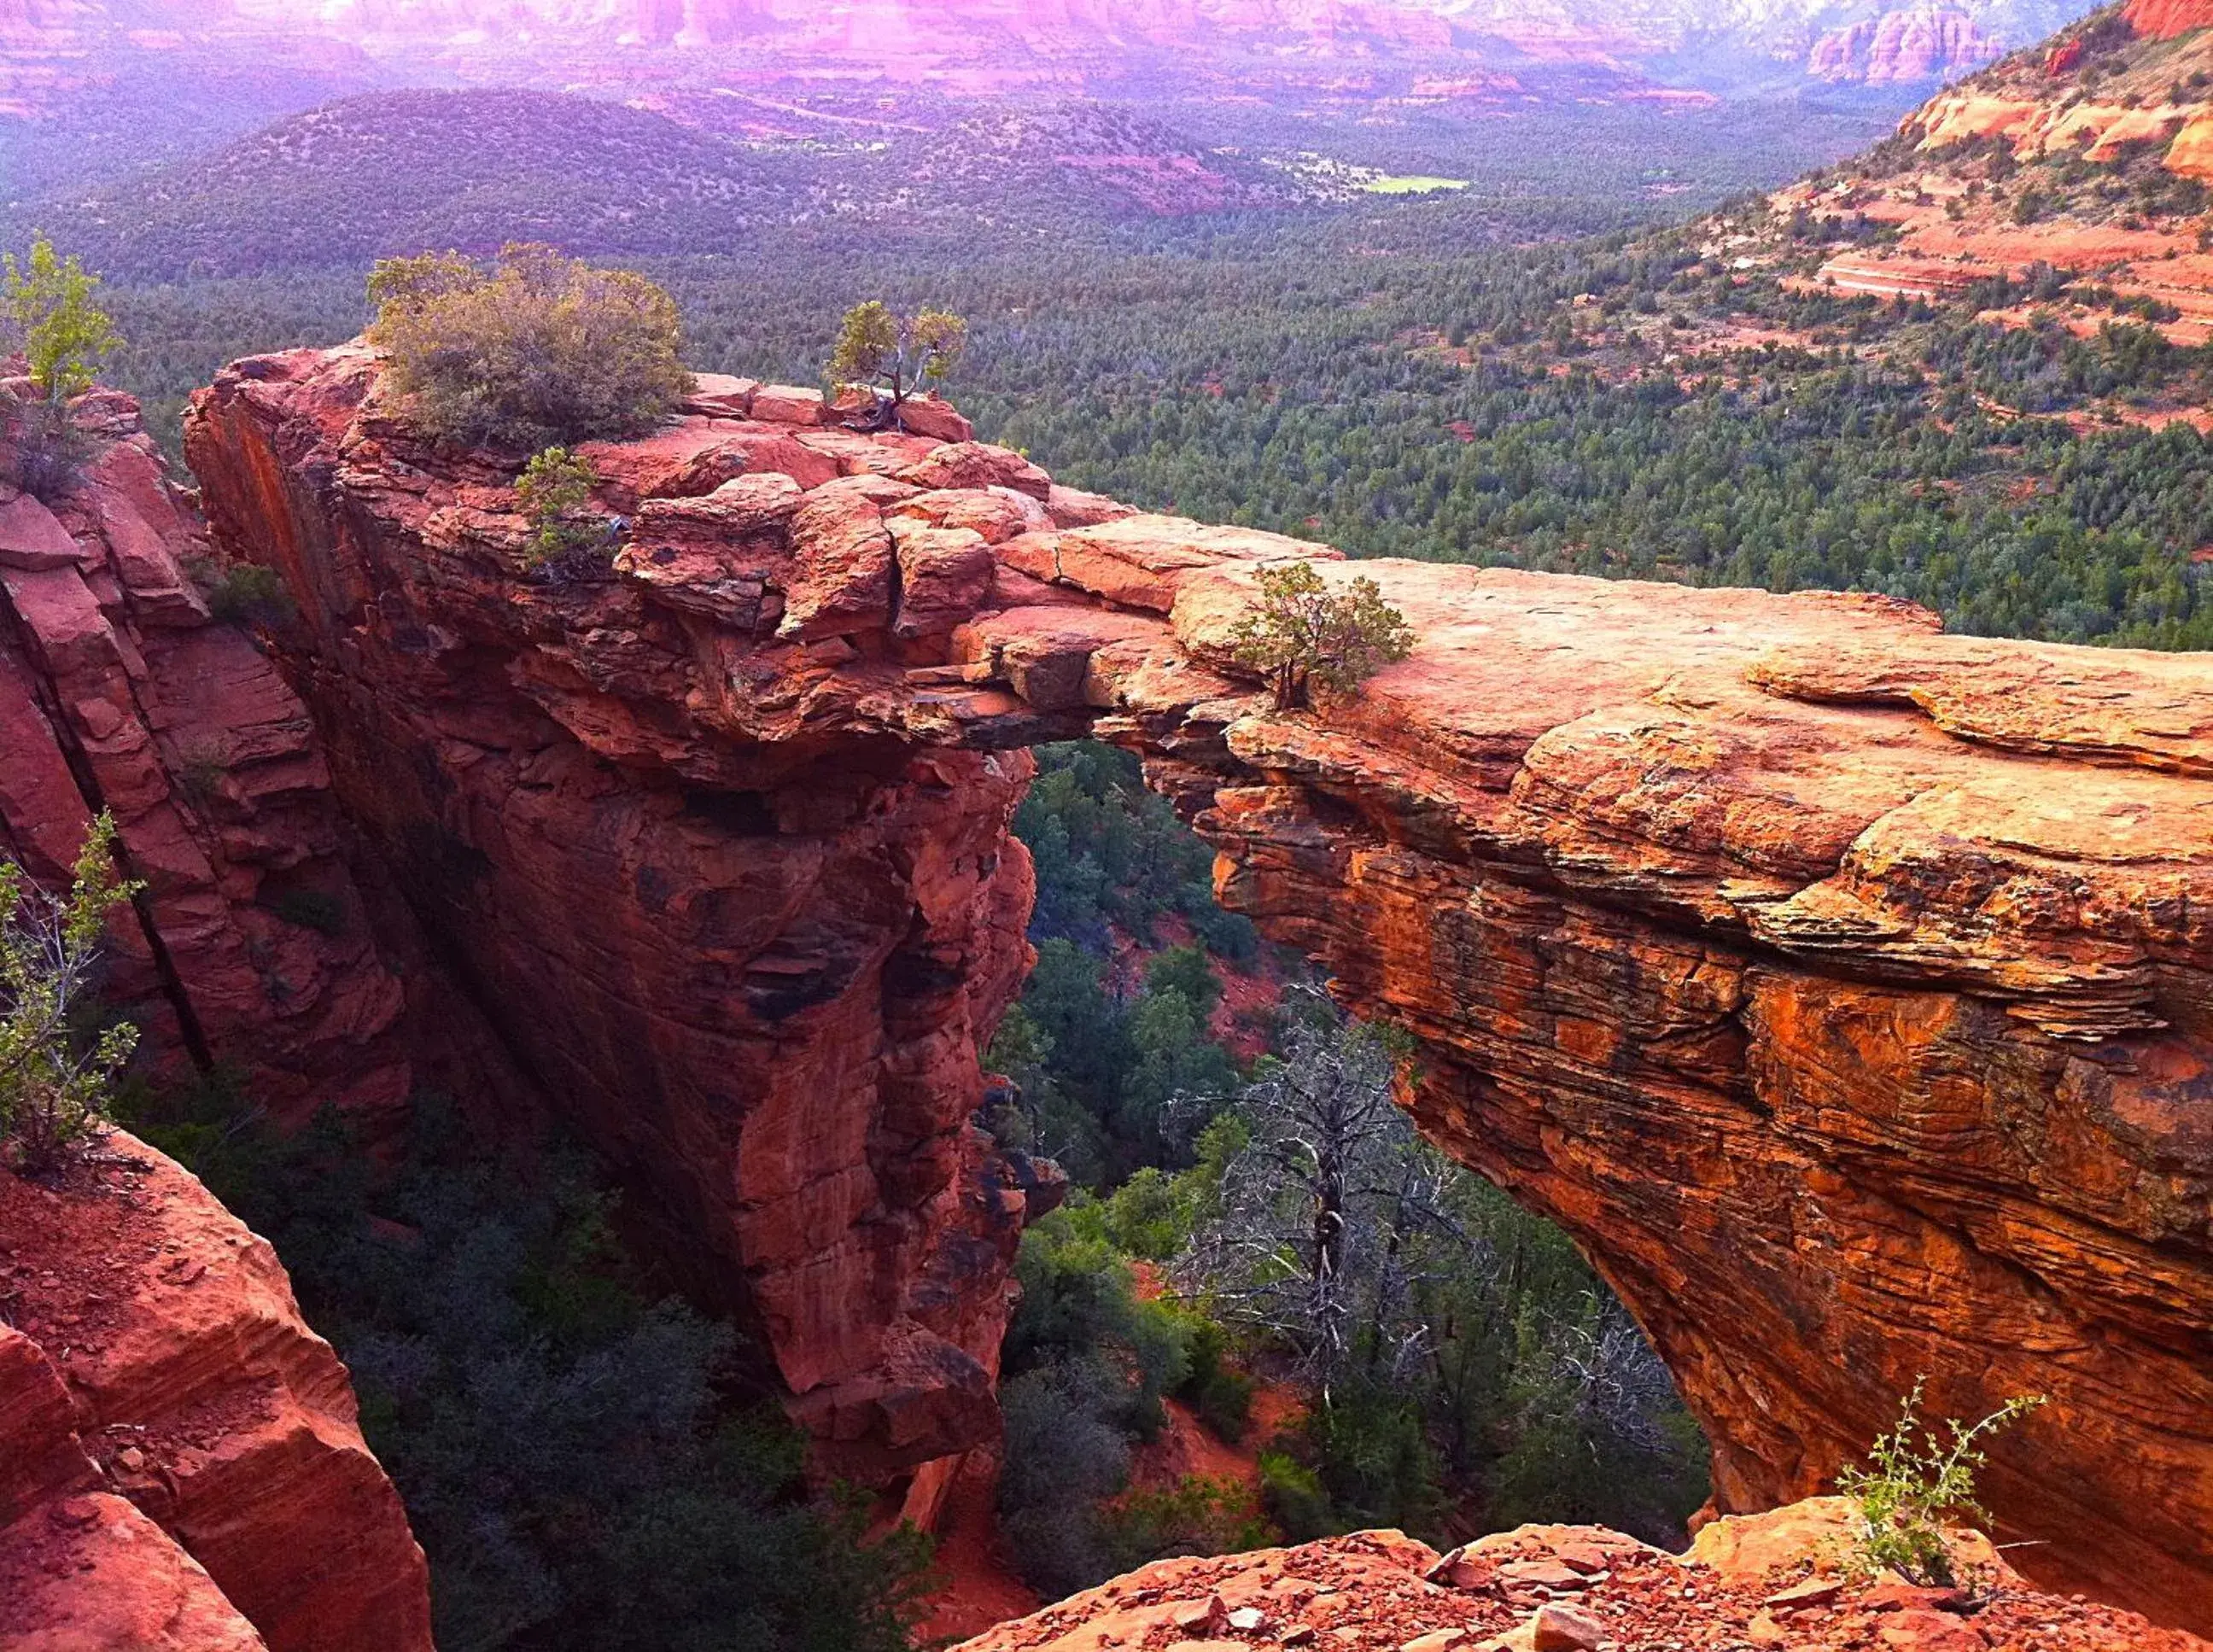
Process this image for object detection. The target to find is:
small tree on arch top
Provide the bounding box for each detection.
[827,301,966,426]
[1228,560,1414,711]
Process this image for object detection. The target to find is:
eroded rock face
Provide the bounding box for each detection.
[1808,7,1998,85]
[188,347,2213,1628]
[0,1132,431,1652]
[0,384,412,1128]
[185,350,1047,1508]
[2124,0,2213,40]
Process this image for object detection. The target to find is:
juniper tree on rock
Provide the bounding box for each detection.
[827,301,966,427]
[1228,561,1414,711]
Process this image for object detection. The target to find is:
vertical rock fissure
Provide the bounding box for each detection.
[0,596,214,1070]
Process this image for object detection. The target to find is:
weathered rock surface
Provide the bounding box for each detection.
[951,1500,2206,1652]
[0,384,412,1127]
[186,349,1050,1510]
[2124,0,2213,40]
[189,346,2213,1628]
[0,1131,431,1652]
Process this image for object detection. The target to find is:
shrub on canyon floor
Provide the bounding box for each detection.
[0,815,140,1174]
[1838,1380,2047,1588]
[1228,561,1414,711]
[365,243,690,449]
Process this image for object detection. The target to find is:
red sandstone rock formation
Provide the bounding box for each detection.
[185,354,1053,1515]
[1808,7,1998,85]
[188,346,2213,1630]
[0,1131,431,1651]
[2127,0,2213,41]
[0,381,412,1128]
[949,1499,2209,1652]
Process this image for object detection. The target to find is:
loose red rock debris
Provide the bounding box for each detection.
[951,1507,2210,1652]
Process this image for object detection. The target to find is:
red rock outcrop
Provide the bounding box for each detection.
[189,346,2213,1629]
[950,1499,2209,1652]
[2127,0,2213,41]
[0,382,412,1128]
[184,353,1054,1512]
[0,1131,431,1652]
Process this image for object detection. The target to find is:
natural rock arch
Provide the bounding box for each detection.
[185,349,2213,1633]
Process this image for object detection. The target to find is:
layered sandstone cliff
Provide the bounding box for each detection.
[2,387,434,1649]
[188,346,2213,1632]
[1808,6,1998,86]
[0,1130,431,1652]
[184,356,1061,1515]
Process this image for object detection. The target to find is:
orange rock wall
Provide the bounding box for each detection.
[0,384,412,1126]
[2125,0,2213,41]
[185,356,1050,1503]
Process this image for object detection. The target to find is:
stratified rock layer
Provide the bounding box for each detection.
[186,356,1048,1508]
[0,1132,431,1652]
[189,347,2213,1629]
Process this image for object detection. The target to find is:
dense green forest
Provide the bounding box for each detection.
[122,1083,935,1652]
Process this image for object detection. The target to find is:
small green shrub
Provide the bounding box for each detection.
[1103,1474,1271,1563]
[514,446,607,569]
[3,233,119,402]
[1258,1450,1332,1541]
[174,739,231,808]
[1298,1380,1444,1534]
[1228,560,1415,711]
[1,814,141,1174]
[365,243,690,449]
[1176,1316,1256,1444]
[0,395,92,502]
[1837,1379,2047,1588]
[200,560,295,626]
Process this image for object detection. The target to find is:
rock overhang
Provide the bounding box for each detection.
[184,346,2213,1630]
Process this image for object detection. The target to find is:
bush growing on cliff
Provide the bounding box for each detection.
[827,300,966,426]
[1228,561,1414,711]
[0,236,117,499]
[1839,1380,2047,1588]
[365,244,690,449]
[197,559,296,627]
[3,233,120,402]
[514,446,608,569]
[0,815,140,1175]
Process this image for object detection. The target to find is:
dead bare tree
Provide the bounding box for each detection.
[1174,1001,1471,1384]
